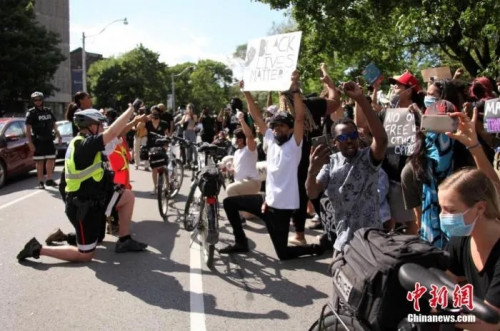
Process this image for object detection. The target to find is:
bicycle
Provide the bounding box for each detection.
[180,139,228,268]
[148,133,185,221]
[310,263,500,330]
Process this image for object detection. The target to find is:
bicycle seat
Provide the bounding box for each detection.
[399,263,500,324]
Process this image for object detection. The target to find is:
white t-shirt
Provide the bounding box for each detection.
[263,129,302,209]
[233,146,259,181]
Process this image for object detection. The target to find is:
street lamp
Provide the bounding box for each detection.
[81,18,128,92]
[171,65,196,112]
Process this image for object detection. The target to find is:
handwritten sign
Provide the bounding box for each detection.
[383,108,417,156]
[421,67,452,83]
[484,98,500,133]
[242,31,302,91]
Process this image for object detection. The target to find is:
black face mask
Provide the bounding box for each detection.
[274,133,292,146]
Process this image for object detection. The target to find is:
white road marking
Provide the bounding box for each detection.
[0,190,43,211]
[190,239,207,331]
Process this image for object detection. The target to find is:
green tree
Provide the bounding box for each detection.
[256,0,500,81]
[87,44,169,110]
[0,0,65,111]
[180,60,234,114]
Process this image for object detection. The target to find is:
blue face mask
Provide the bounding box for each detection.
[424,96,437,108]
[439,208,477,238]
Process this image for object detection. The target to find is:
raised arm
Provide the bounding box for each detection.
[447,108,500,194]
[344,81,388,163]
[103,105,134,145]
[119,114,147,137]
[319,63,342,117]
[290,70,305,145]
[305,144,330,199]
[237,111,256,151]
[241,81,268,135]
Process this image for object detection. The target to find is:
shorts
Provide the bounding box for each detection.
[33,138,56,160]
[388,180,414,223]
[65,197,106,253]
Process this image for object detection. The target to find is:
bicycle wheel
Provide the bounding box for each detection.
[183,181,199,231]
[168,159,184,199]
[198,199,217,269]
[157,171,169,221]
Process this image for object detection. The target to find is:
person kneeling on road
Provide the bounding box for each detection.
[17,107,147,263]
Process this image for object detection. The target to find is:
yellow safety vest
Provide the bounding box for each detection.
[65,135,104,192]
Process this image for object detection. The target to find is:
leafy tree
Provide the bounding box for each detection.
[256,0,499,83]
[0,0,65,111]
[182,60,234,114]
[87,44,169,110]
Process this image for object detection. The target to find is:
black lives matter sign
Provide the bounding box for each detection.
[484,98,500,133]
[383,108,417,156]
[243,31,302,91]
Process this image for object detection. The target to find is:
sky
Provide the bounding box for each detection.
[70,0,289,78]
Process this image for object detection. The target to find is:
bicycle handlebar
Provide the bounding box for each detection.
[398,263,500,324]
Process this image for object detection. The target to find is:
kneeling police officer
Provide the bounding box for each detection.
[17,105,147,262]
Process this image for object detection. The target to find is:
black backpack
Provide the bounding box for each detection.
[198,165,221,196]
[329,228,450,331]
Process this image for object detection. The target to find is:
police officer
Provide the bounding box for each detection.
[17,106,147,262]
[25,91,61,189]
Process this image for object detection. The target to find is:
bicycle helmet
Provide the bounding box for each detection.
[74,108,107,129]
[31,91,44,99]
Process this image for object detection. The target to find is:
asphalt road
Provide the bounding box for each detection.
[0,162,333,331]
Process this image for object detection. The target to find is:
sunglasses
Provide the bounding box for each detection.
[335,131,359,142]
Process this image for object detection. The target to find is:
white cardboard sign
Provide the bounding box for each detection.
[242,31,302,91]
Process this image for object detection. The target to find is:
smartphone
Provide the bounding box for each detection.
[420,115,458,133]
[311,135,328,148]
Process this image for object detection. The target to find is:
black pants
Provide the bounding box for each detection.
[223,194,321,260]
[291,138,311,233]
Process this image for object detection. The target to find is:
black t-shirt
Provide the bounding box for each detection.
[25,107,56,139]
[447,236,500,308]
[160,112,174,132]
[72,134,108,198]
[200,115,216,135]
[146,120,168,148]
[303,97,327,139]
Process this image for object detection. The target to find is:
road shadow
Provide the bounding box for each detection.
[208,241,330,311]
[21,219,287,320]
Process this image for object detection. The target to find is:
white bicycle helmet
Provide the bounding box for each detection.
[31,91,44,99]
[74,108,107,129]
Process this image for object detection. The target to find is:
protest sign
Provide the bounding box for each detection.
[362,62,382,85]
[242,31,302,91]
[421,67,452,83]
[484,98,500,133]
[383,108,417,156]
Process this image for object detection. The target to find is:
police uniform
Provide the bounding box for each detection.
[64,133,115,252]
[25,106,57,160]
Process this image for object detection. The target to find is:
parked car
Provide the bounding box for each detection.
[54,120,74,158]
[0,117,35,188]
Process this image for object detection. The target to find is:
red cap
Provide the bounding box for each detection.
[388,72,422,92]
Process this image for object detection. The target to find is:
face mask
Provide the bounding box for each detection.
[424,96,437,108]
[274,133,292,146]
[439,208,478,237]
[390,94,400,107]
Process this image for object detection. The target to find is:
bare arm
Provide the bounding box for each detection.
[119,114,146,137]
[237,112,256,151]
[103,105,134,145]
[305,145,330,199]
[320,63,342,116]
[447,108,500,193]
[290,70,304,145]
[344,82,387,163]
[241,81,268,135]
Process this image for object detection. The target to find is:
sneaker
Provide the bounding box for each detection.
[115,238,147,253]
[17,237,42,261]
[38,181,45,189]
[45,179,58,187]
[219,241,249,254]
[289,236,307,246]
[45,228,67,245]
